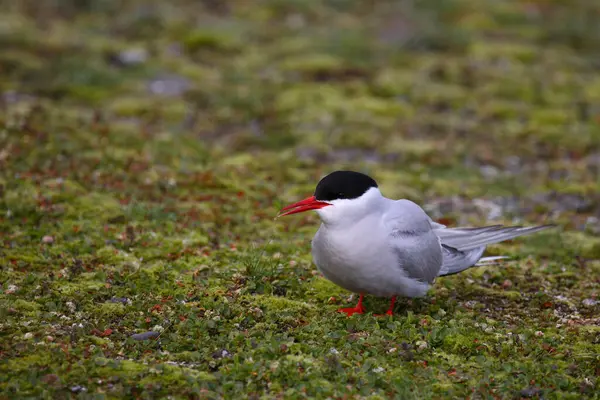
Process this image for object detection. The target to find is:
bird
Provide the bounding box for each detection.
[278,170,554,317]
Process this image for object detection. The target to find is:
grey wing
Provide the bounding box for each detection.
[433,224,555,251]
[384,200,443,284]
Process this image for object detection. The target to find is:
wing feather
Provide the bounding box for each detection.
[385,200,554,279]
[384,200,443,284]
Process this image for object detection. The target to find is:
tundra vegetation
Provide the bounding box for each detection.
[0,0,599,398]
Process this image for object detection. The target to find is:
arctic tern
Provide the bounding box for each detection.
[278,170,553,316]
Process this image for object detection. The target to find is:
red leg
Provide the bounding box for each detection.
[375,296,396,317]
[338,293,365,316]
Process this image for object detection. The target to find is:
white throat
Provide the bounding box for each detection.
[315,187,384,227]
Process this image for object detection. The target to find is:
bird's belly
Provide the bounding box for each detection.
[311,228,427,298]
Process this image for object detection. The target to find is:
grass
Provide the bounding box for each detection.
[1,0,600,398]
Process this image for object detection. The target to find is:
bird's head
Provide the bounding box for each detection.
[278,170,382,225]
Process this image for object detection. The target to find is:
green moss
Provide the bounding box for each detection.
[279,53,344,74]
[94,302,126,317]
[95,358,148,377]
[66,192,123,219]
[2,353,52,373]
[304,276,348,303]
[3,183,38,215]
[12,299,41,312]
[183,23,246,54]
[89,336,110,346]
[138,364,216,385]
[54,281,106,296]
[246,294,317,314]
[2,1,599,398]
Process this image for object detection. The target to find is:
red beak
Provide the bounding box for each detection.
[278,196,331,217]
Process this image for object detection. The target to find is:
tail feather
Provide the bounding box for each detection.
[435,224,554,277]
[434,224,555,252]
[476,256,510,265]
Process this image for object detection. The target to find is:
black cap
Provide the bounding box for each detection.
[314,171,378,201]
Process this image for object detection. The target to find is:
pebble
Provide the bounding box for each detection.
[117,48,148,65]
[66,302,76,312]
[416,340,428,350]
[520,386,542,398]
[148,75,190,97]
[582,299,598,307]
[130,331,160,341]
[5,284,18,294]
[70,385,87,393]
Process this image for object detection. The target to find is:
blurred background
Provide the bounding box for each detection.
[2,0,599,231]
[1,1,600,398]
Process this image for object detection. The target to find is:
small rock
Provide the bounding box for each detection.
[211,349,231,359]
[66,301,76,313]
[584,216,600,235]
[5,284,18,294]
[504,156,522,175]
[148,75,190,97]
[502,279,512,289]
[24,332,34,340]
[166,42,183,57]
[580,378,594,394]
[286,13,306,29]
[582,299,598,307]
[535,331,544,337]
[42,235,54,244]
[70,385,87,393]
[520,386,542,398]
[473,198,503,220]
[416,340,428,350]
[480,165,500,180]
[250,307,263,318]
[130,331,160,341]
[372,366,385,373]
[110,297,129,305]
[464,300,478,309]
[118,48,148,65]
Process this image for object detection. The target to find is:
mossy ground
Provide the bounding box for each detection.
[1,1,600,399]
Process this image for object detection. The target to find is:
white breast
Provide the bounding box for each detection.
[311,218,430,298]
